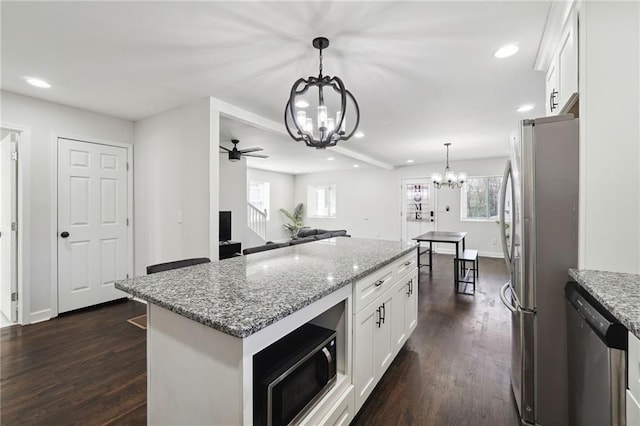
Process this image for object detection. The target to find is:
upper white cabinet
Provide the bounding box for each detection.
[545,9,579,115]
[536,1,579,116]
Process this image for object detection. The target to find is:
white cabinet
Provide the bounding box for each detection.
[628,331,640,425]
[353,286,394,410]
[352,251,418,413]
[545,8,579,115]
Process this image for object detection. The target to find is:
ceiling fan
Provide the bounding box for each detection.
[219,139,268,162]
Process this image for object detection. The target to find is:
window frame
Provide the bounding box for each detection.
[460,175,503,222]
[307,184,337,219]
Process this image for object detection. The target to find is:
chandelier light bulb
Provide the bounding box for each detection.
[296,110,307,126]
[433,143,465,189]
[317,105,328,130]
[305,118,313,133]
[457,172,467,184]
[432,173,442,184]
[327,117,335,132]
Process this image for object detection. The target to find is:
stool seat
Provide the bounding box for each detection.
[455,249,479,295]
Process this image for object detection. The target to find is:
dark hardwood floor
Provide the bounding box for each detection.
[0,299,147,425]
[353,254,519,426]
[1,254,517,425]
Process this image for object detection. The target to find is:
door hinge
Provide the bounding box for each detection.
[11,151,18,161]
[11,292,17,302]
[126,162,129,171]
[126,218,129,226]
[126,274,129,279]
[11,222,17,231]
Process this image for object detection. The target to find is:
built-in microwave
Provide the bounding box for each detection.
[253,323,337,426]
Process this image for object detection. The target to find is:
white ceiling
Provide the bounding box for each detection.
[1,1,550,172]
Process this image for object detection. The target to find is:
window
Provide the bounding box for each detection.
[249,181,270,220]
[307,184,336,218]
[460,176,502,221]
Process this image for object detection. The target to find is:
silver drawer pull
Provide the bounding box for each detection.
[374,279,385,287]
[404,261,411,266]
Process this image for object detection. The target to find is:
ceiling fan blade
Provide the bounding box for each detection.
[243,153,269,159]
[239,147,263,153]
[219,146,231,152]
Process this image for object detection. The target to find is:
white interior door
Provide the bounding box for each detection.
[400,179,435,242]
[0,130,18,321]
[58,138,128,313]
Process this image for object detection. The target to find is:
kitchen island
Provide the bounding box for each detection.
[116,237,417,425]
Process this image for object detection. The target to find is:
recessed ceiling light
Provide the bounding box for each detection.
[353,164,359,168]
[494,44,519,58]
[517,104,534,112]
[295,100,309,108]
[25,77,51,88]
[406,159,414,163]
[327,157,334,161]
[354,131,364,138]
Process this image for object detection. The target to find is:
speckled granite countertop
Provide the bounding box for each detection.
[116,238,416,338]
[569,269,640,339]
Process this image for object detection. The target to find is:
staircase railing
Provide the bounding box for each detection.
[247,202,267,242]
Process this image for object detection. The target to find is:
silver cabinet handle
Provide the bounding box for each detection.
[404,261,411,266]
[374,279,385,287]
[500,282,517,313]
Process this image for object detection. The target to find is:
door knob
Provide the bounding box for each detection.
[60,231,70,238]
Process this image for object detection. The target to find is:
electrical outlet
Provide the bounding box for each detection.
[491,238,497,245]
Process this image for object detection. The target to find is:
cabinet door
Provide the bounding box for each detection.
[392,277,410,354]
[557,11,578,110]
[545,56,559,116]
[627,390,640,426]
[404,270,419,338]
[353,300,380,411]
[373,291,395,378]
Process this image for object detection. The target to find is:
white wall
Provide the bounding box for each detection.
[293,157,507,257]
[0,90,134,323]
[247,168,296,242]
[219,156,247,246]
[134,98,214,276]
[578,1,640,273]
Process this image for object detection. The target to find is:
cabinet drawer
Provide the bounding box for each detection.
[627,390,640,426]
[319,385,354,426]
[395,250,417,281]
[629,332,640,399]
[353,265,394,314]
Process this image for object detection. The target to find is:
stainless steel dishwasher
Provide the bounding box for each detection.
[565,281,627,426]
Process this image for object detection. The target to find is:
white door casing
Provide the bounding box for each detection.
[0,130,18,321]
[57,138,128,313]
[400,178,435,242]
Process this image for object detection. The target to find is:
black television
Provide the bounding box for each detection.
[219,211,232,242]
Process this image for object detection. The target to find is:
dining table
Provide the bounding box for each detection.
[413,231,468,284]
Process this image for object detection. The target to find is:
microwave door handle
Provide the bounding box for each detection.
[319,347,333,384]
[499,160,513,274]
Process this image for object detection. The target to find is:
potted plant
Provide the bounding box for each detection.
[280,203,305,237]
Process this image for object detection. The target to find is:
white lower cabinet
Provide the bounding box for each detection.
[353,287,394,410]
[319,385,355,426]
[353,258,419,413]
[628,332,640,425]
[627,390,640,426]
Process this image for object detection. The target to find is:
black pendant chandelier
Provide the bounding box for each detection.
[284,37,360,149]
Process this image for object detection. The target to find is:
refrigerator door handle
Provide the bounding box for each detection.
[500,282,517,313]
[499,160,513,274]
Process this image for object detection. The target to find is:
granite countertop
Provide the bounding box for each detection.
[569,269,640,339]
[116,238,416,338]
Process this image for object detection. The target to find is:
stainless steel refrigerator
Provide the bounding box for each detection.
[499,114,579,426]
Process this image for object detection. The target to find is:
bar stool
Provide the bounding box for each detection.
[454,249,478,295]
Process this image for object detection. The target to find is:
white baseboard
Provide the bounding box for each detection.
[29,308,53,324]
[434,248,505,259]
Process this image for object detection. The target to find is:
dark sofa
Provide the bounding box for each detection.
[242,229,350,255]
